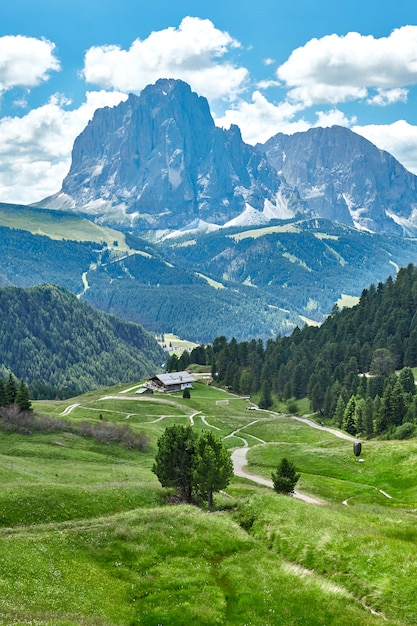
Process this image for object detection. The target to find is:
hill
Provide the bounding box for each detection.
[1,381,417,624]
[0,284,164,397]
[185,263,417,437]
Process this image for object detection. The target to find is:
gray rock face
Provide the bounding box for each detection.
[54,79,288,230]
[43,80,417,236]
[258,126,417,236]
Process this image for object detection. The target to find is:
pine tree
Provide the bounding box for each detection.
[342,396,357,435]
[365,397,374,439]
[192,431,233,507]
[15,379,32,412]
[355,398,366,435]
[399,368,415,395]
[334,394,346,428]
[271,458,300,494]
[5,373,17,405]
[258,380,272,409]
[152,425,196,503]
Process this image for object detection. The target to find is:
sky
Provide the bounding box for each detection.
[1,0,417,204]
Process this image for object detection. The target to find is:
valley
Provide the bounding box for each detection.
[1,381,416,624]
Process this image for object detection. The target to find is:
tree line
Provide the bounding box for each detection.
[167,264,417,439]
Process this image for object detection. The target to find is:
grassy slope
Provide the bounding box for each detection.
[1,383,415,624]
[0,202,128,249]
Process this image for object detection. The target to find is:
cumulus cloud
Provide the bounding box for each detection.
[0,35,60,94]
[215,91,309,144]
[0,91,127,204]
[366,88,408,106]
[82,16,248,102]
[353,120,417,175]
[314,108,357,128]
[277,26,417,106]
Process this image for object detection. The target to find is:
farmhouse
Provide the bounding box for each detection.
[148,371,196,393]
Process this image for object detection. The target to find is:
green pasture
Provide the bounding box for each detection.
[0,203,128,248]
[239,492,417,625]
[0,506,393,626]
[1,381,417,623]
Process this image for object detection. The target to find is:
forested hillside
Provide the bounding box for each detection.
[0,285,164,398]
[170,264,417,438]
[0,226,97,293]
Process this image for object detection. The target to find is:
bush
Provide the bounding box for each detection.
[286,401,298,414]
[394,422,416,440]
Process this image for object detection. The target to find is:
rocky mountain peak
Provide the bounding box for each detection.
[44,79,287,231]
[39,79,417,237]
[259,125,417,235]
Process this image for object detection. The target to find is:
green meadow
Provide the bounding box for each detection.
[0,203,128,249]
[1,382,416,624]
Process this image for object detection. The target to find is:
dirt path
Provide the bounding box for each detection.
[230,439,324,505]
[290,415,356,441]
[60,403,80,416]
[228,412,357,505]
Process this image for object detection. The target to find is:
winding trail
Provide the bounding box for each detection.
[230,437,324,505]
[229,413,394,506]
[290,415,356,442]
[60,403,80,416]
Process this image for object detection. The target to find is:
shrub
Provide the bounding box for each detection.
[395,422,416,440]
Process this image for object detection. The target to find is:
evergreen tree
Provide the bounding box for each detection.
[391,379,406,426]
[258,380,272,409]
[192,431,233,507]
[271,458,300,494]
[399,368,415,395]
[355,398,366,435]
[342,396,357,435]
[15,379,32,412]
[334,394,346,428]
[166,353,179,372]
[152,425,196,503]
[365,397,374,439]
[5,373,17,405]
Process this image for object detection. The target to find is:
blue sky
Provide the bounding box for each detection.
[1,0,417,203]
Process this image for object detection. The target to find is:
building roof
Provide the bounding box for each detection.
[152,371,196,386]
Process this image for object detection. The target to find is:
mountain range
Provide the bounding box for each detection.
[0,78,416,344]
[38,78,417,238]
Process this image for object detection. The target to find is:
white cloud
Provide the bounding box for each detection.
[353,120,417,175]
[0,35,60,94]
[0,91,127,204]
[366,88,408,106]
[277,26,417,106]
[215,91,309,144]
[82,16,248,103]
[314,108,357,128]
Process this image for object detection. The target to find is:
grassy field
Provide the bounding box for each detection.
[0,203,129,249]
[1,382,416,624]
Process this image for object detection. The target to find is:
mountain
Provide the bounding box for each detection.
[38,78,417,237]
[40,79,297,230]
[258,125,417,236]
[0,284,164,397]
